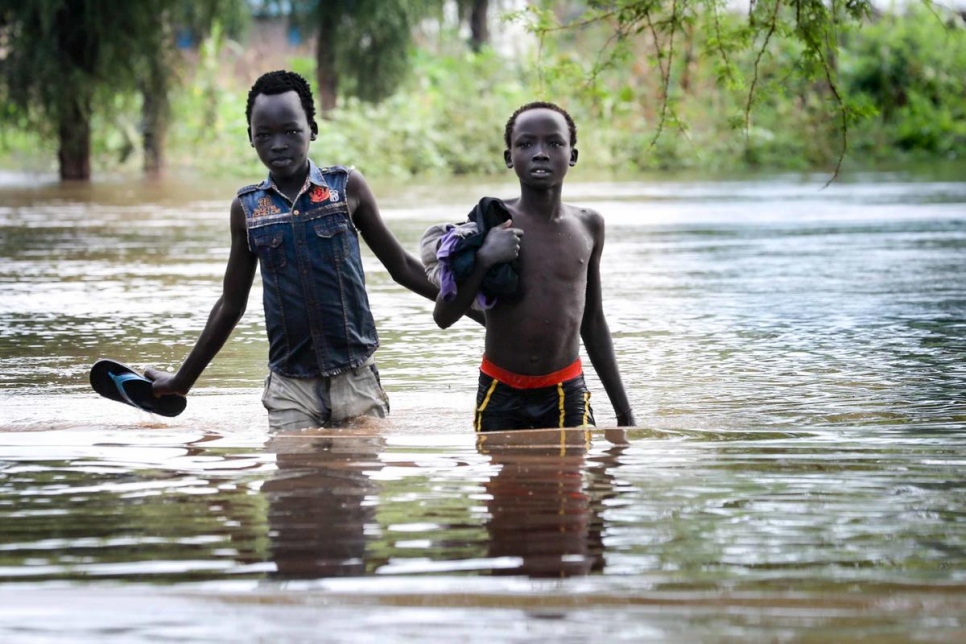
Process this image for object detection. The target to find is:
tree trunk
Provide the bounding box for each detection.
[142,16,172,177]
[58,98,91,181]
[142,60,170,177]
[680,23,694,94]
[55,1,95,181]
[316,17,339,115]
[469,0,489,52]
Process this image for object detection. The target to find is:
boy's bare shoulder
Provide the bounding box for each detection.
[564,203,604,233]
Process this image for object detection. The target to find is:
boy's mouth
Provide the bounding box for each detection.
[270,157,293,168]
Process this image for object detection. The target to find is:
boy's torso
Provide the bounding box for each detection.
[483,201,595,376]
[236,163,379,378]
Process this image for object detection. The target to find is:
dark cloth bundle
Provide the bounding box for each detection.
[449,197,522,302]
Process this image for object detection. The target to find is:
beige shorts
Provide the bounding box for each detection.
[261,356,390,431]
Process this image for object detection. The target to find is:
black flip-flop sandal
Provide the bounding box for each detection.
[89,359,186,417]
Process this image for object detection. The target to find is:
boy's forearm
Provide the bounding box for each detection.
[582,324,635,427]
[434,295,474,330]
[393,253,441,301]
[600,372,635,426]
[433,261,489,329]
[391,254,484,326]
[172,298,244,391]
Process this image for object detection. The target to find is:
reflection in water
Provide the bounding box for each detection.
[477,428,627,578]
[259,426,631,581]
[262,426,385,579]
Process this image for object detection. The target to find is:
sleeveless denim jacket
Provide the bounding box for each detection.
[237,162,378,378]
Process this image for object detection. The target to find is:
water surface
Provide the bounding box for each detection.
[1,169,964,642]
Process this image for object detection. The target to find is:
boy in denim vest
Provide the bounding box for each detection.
[433,102,635,431]
[147,70,467,430]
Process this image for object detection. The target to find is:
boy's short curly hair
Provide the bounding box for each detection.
[245,70,318,137]
[504,102,577,149]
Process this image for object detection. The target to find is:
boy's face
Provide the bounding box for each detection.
[249,90,314,181]
[504,108,577,188]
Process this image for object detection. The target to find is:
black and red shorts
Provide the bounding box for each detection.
[474,356,595,432]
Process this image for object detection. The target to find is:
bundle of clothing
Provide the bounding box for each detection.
[419,197,522,311]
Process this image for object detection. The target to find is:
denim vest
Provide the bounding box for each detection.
[237,162,378,378]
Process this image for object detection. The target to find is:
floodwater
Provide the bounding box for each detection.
[1,167,965,642]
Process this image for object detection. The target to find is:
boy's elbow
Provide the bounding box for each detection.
[433,303,461,329]
[387,265,407,285]
[221,299,247,322]
[433,309,454,330]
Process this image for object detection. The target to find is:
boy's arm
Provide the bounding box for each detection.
[348,169,438,300]
[580,212,636,427]
[347,170,485,325]
[146,198,258,396]
[433,220,521,329]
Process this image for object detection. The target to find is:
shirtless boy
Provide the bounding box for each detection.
[434,102,636,431]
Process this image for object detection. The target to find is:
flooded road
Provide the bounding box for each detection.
[1,169,964,641]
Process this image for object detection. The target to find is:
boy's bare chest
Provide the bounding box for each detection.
[518,218,593,280]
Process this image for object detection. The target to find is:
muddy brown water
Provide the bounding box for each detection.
[1,168,964,642]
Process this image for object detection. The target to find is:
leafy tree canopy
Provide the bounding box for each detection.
[0,0,173,133]
[511,0,886,179]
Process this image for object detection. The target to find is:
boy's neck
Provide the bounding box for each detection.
[271,162,310,202]
[518,184,564,219]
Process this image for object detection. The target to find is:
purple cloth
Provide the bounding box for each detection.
[437,227,497,310]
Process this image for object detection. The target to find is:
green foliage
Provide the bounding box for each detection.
[280,0,440,105]
[840,6,966,158]
[503,0,966,176]
[163,46,531,179]
[0,0,250,178]
[2,2,965,178]
[0,0,165,133]
[172,0,249,43]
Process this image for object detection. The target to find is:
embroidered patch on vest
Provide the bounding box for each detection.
[308,186,330,203]
[252,196,282,218]
[312,187,340,202]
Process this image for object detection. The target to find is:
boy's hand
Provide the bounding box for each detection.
[478,219,523,267]
[604,428,630,446]
[144,367,188,398]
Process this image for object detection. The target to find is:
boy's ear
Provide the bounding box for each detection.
[504,149,512,168]
[310,121,319,141]
[569,148,578,166]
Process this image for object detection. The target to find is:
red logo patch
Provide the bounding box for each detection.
[308,186,331,203]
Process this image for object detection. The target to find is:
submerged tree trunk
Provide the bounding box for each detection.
[142,56,170,177]
[142,87,168,177]
[55,1,96,181]
[58,98,91,181]
[316,16,339,115]
[141,13,173,177]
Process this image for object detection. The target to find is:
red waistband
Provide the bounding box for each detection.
[480,355,583,389]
